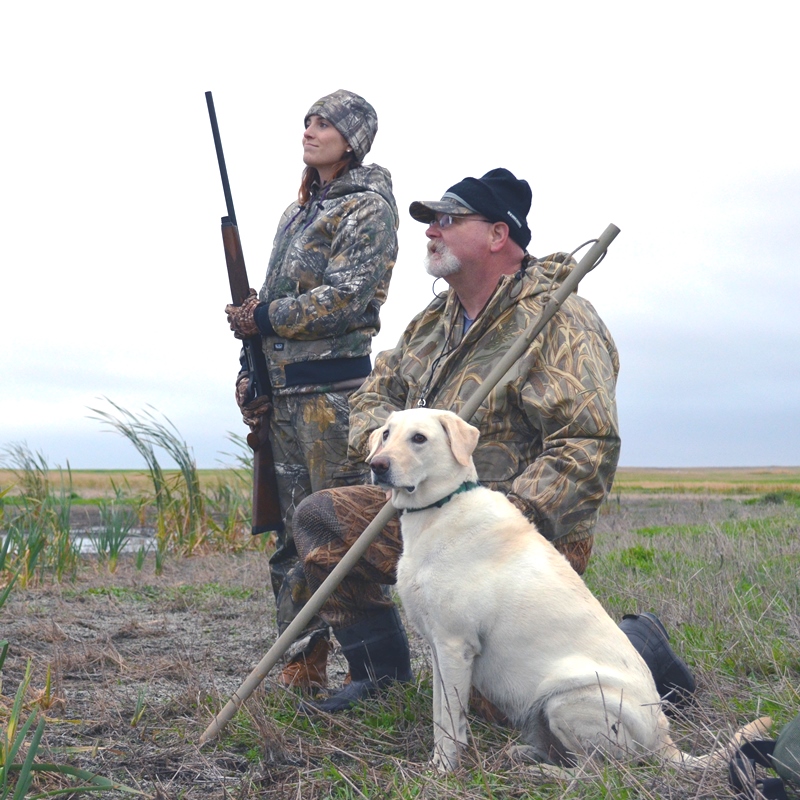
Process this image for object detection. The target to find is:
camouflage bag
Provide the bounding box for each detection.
[730,711,800,799]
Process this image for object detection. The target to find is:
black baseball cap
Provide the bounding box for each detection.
[409,168,532,249]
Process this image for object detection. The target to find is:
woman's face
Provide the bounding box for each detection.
[303,115,350,180]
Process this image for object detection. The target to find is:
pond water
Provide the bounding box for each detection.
[69,527,156,554]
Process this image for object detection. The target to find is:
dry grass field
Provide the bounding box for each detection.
[2,468,799,798]
[2,465,800,500]
[613,466,800,494]
[0,468,239,499]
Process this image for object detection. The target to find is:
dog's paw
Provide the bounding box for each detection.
[507,744,544,764]
[430,748,460,774]
[506,746,575,780]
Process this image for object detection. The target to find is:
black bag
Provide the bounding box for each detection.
[730,711,800,799]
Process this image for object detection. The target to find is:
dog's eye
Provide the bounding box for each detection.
[411,433,427,444]
[382,429,389,441]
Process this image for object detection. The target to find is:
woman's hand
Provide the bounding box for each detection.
[234,369,273,431]
[225,289,262,339]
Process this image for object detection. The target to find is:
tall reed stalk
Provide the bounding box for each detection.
[48,466,79,582]
[0,445,79,587]
[0,531,17,610]
[91,502,137,573]
[89,399,206,556]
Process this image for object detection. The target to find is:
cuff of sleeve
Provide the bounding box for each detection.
[254,303,276,337]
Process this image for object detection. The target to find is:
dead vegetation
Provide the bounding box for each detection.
[2,490,799,798]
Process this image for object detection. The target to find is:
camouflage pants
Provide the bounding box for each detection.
[267,390,367,638]
[293,484,593,631]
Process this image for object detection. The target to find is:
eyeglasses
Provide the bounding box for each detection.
[428,213,492,229]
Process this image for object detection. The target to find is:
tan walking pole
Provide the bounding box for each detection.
[198,223,620,745]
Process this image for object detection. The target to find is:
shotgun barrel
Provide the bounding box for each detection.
[206,91,283,535]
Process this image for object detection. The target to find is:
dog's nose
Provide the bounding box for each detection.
[370,456,390,476]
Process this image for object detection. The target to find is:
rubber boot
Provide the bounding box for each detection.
[301,607,412,713]
[278,632,330,690]
[619,612,696,709]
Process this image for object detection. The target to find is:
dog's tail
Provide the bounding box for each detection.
[660,716,772,768]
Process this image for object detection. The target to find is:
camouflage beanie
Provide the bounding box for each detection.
[305,90,378,161]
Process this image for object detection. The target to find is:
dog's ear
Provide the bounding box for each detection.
[367,426,385,463]
[438,413,479,467]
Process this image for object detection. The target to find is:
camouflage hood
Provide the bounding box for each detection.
[522,252,575,295]
[307,164,398,227]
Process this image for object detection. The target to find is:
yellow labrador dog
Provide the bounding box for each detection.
[367,408,769,773]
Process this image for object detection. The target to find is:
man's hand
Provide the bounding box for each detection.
[225,289,262,339]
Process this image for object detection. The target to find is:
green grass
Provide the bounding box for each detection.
[75,581,259,605]
[613,466,800,492]
[195,493,798,798]
[743,490,800,508]
[585,504,800,744]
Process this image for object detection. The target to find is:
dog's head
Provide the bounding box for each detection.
[367,408,480,510]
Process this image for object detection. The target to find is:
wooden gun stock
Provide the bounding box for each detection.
[220,218,283,536]
[247,425,283,535]
[222,219,250,305]
[207,90,283,536]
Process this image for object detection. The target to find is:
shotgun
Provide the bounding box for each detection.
[205,91,283,535]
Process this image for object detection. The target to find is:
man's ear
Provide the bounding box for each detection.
[488,221,510,253]
[438,413,479,467]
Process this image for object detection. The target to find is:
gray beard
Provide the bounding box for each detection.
[425,245,462,278]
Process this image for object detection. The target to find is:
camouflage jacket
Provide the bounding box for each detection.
[258,164,399,393]
[349,253,620,544]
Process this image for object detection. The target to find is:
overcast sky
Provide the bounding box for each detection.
[1,2,798,471]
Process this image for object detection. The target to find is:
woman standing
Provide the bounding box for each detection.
[226,89,398,689]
